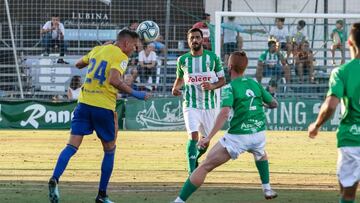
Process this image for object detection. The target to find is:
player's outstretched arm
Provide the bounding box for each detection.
[75,57,89,69]
[308,96,339,138]
[109,69,149,100]
[198,107,230,149]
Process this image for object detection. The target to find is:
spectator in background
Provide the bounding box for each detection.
[151,35,166,55]
[221,16,266,64]
[138,43,157,91]
[40,14,68,64]
[269,18,291,59]
[290,20,307,45]
[119,74,138,98]
[331,20,346,65]
[256,40,290,84]
[67,75,82,100]
[192,13,212,50]
[129,66,139,83]
[124,20,139,31]
[294,41,314,83]
[266,79,278,98]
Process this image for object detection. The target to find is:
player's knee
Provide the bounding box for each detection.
[104,145,116,153]
[199,160,216,173]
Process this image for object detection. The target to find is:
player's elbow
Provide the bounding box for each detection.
[268,99,278,109]
[220,107,231,118]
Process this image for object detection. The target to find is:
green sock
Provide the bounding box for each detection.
[195,147,208,168]
[179,178,199,201]
[186,140,198,174]
[255,160,270,184]
[339,198,355,203]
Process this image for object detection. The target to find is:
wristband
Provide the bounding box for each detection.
[131,90,146,100]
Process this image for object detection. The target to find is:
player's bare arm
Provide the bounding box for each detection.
[172,78,184,96]
[201,76,225,91]
[308,96,340,138]
[109,69,150,100]
[198,107,231,149]
[263,98,278,109]
[75,58,89,69]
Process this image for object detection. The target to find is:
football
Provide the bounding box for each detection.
[136,20,160,43]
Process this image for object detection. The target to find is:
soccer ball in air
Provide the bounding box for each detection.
[136,20,160,43]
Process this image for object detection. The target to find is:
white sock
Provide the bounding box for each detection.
[262,183,271,191]
[174,196,185,203]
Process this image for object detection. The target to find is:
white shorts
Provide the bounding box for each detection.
[219,131,266,160]
[183,107,218,137]
[337,147,360,187]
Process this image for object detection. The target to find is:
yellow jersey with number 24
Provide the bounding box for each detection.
[78,44,129,111]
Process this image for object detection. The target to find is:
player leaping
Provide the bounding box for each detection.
[48,29,150,203]
[172,28,225,175]
[173,51,278,203]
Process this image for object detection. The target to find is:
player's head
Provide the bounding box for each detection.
[275,18,285,28]
[268,40,277,52]
[297,20,306,30]
[51,14,60,24]
[116,29,139,57]
[187,28,203,52]
[348,22,360,58]
[228,51,248,78]
[336,20,344,29]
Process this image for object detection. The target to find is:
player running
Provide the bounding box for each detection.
[173,51,278,203]
[172,28,225,175]
[48,29,150,203]
[308,22,360,203]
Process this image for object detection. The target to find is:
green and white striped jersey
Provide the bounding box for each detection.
[176,49,224,109]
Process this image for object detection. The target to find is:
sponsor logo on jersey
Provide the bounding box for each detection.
[186,75,212,84]
[350,124,360,135]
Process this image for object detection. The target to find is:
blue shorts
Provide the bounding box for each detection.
[71,103,117,142]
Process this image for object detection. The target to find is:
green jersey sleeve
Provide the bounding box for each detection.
[327,68,344,99]
[258,51,267,62]
[221,84,234,107]
[176,57,184,78]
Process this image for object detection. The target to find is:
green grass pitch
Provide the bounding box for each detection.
[0,130,359,202]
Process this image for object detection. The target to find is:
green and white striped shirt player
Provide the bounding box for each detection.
[176,49,224,109]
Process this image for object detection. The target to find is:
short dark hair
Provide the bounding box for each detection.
[203,13,210,20]
[336,20,344,26]
[52,14,59,18]
[268,40,277,47]
[187,28,203,38]
[129,20,139,25]
[298,20,306,28]
[276,18,285,23]
[350,22,360,49]
[117,29,139,41]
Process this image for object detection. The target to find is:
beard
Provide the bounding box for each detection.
[191,43,202,51]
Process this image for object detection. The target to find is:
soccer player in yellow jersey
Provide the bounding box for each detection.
[48,29,150,203]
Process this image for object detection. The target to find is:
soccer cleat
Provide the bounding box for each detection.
[264,189,278,200]
[48,177,60,203]
[95,195,114,203]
